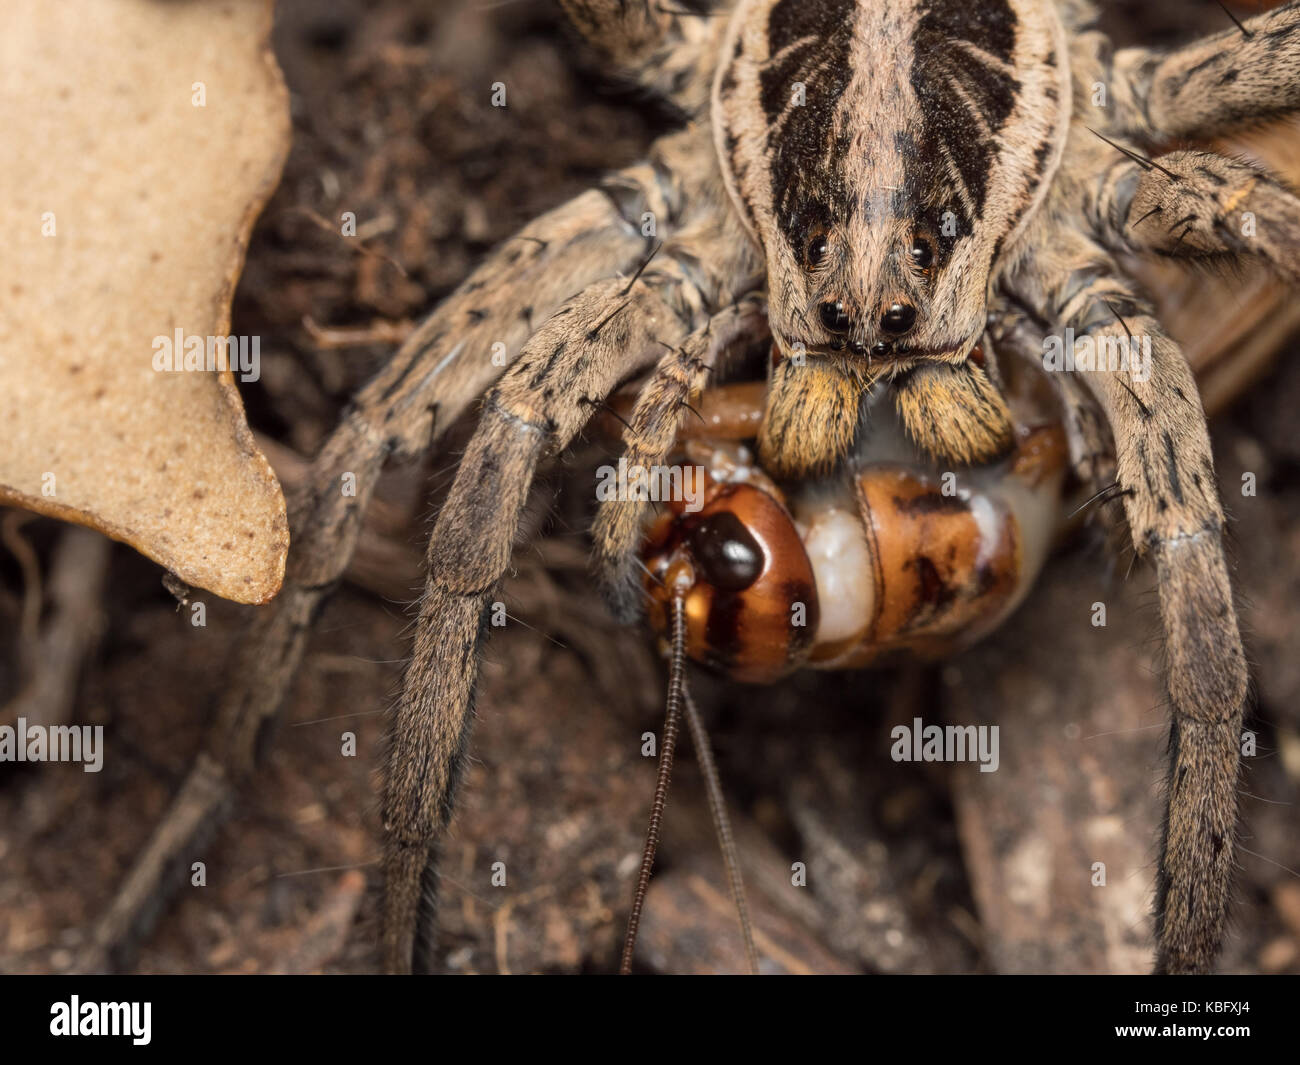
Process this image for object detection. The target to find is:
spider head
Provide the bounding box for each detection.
[713,0,1071,372]
[766,192,982,367]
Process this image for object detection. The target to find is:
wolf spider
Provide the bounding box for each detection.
[84,0,1300,975]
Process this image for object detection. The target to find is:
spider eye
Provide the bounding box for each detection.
[686,511,763,592]
[805,234,829,268]
[910,237,934,269]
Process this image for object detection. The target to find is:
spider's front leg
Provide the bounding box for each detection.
[591,292,769,619]
[1105,0,1300,142]
[1090,147,1300,285]
[360,145,691,459]
[383,235,761,970]
[558,0,726,113]
[1006,244,1248,975]
[1085,328,1246,977]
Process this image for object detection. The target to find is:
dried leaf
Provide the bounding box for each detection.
[0,0,291,603]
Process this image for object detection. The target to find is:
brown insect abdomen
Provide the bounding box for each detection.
[641,424,1066,682]
[813,468,1020,668]
[803,424,1066,668]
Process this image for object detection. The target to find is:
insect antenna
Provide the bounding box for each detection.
[619,594,686,974]
[682,685,759,974]
[619,591,761,974]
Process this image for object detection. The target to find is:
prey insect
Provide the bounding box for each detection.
[614,317,1071,971]
[635,343,1066,685]
[83,0,1300,974]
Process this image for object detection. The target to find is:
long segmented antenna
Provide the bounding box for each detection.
[620,594,687,974]
[619,592,761,974]
[682,686,759,974]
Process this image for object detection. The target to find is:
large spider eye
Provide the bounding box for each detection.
[805,233,829,268]
[686,511,763,591]
[910,237,934,269]
[819,300,852,334]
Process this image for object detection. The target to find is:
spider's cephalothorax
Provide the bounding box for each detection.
[86,0,1300,977]
[715,0,1071,476]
